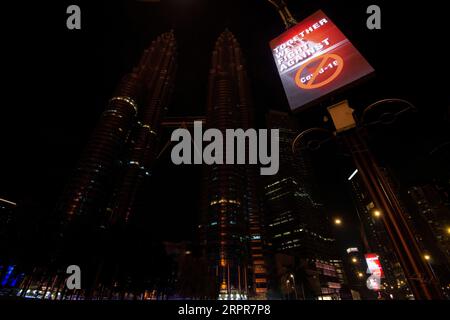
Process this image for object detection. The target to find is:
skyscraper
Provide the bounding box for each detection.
[59,31,177,228]
[406,183,450,297]
[58,73,141,225]
[106,32,177,227]
[407,184,450,266]
[16,32,177,300]
[200,30,267,300]
[264,111,347,300]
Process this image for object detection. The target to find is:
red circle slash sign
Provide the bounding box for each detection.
[294,53,344,90]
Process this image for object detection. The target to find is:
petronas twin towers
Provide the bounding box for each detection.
[201,30,267,299]
[57,30,267,299]
[60,32,177,227]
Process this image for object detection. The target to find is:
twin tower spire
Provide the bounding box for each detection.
[58,30,267,299]
[60,31,176,225]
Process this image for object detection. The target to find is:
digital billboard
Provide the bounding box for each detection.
[270,10,374,111]
[365,253,384,291]
[365,253,384,276]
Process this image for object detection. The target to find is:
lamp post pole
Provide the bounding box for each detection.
[291,99,444,300]
[267,0,298,29]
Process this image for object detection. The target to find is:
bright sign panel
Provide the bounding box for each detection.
[365,253,384,291]
[365,253,384,278]
[270,10,374,111]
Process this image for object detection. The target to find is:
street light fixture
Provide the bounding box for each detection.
[291,99,443,299]
[267,0,298,29]
[373,209,382,218]
[289,274,298,300]
[348,169,358,181]
[352,258,358,263]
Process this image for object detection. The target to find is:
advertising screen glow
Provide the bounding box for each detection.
[270,10,374,111]
[365,253,384,278]
[365,253,384,291]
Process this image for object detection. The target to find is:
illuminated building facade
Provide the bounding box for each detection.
[105,32,177,226]
[200,30,267,300]
[264,111,347,300]
[59,32,176,228]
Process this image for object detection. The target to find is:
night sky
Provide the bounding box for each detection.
[1,0,449,251]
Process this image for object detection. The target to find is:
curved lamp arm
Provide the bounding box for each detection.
[291,127,335,154]
[360,98,418,126]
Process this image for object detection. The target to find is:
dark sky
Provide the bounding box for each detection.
[1,0,449,246]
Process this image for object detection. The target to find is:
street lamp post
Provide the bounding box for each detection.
[265,0,442,300]
[290,274,299,300]
[285,279,291,300]
[344,131,442,300]
[291,99,444,300]
[267,0,298,29]
[424,254,438,282]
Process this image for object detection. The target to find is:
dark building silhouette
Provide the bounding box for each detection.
[406,183,450,297]
[199,30,267,300]
[343,247,375,300]
[0,198,23,292]
[163,241,215,299]
[15,32,177,300]
[106,33,177,227]
[0,198,17,260]
[60,32,177,228]
[15,29,273,301]
[264,111,348,300]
